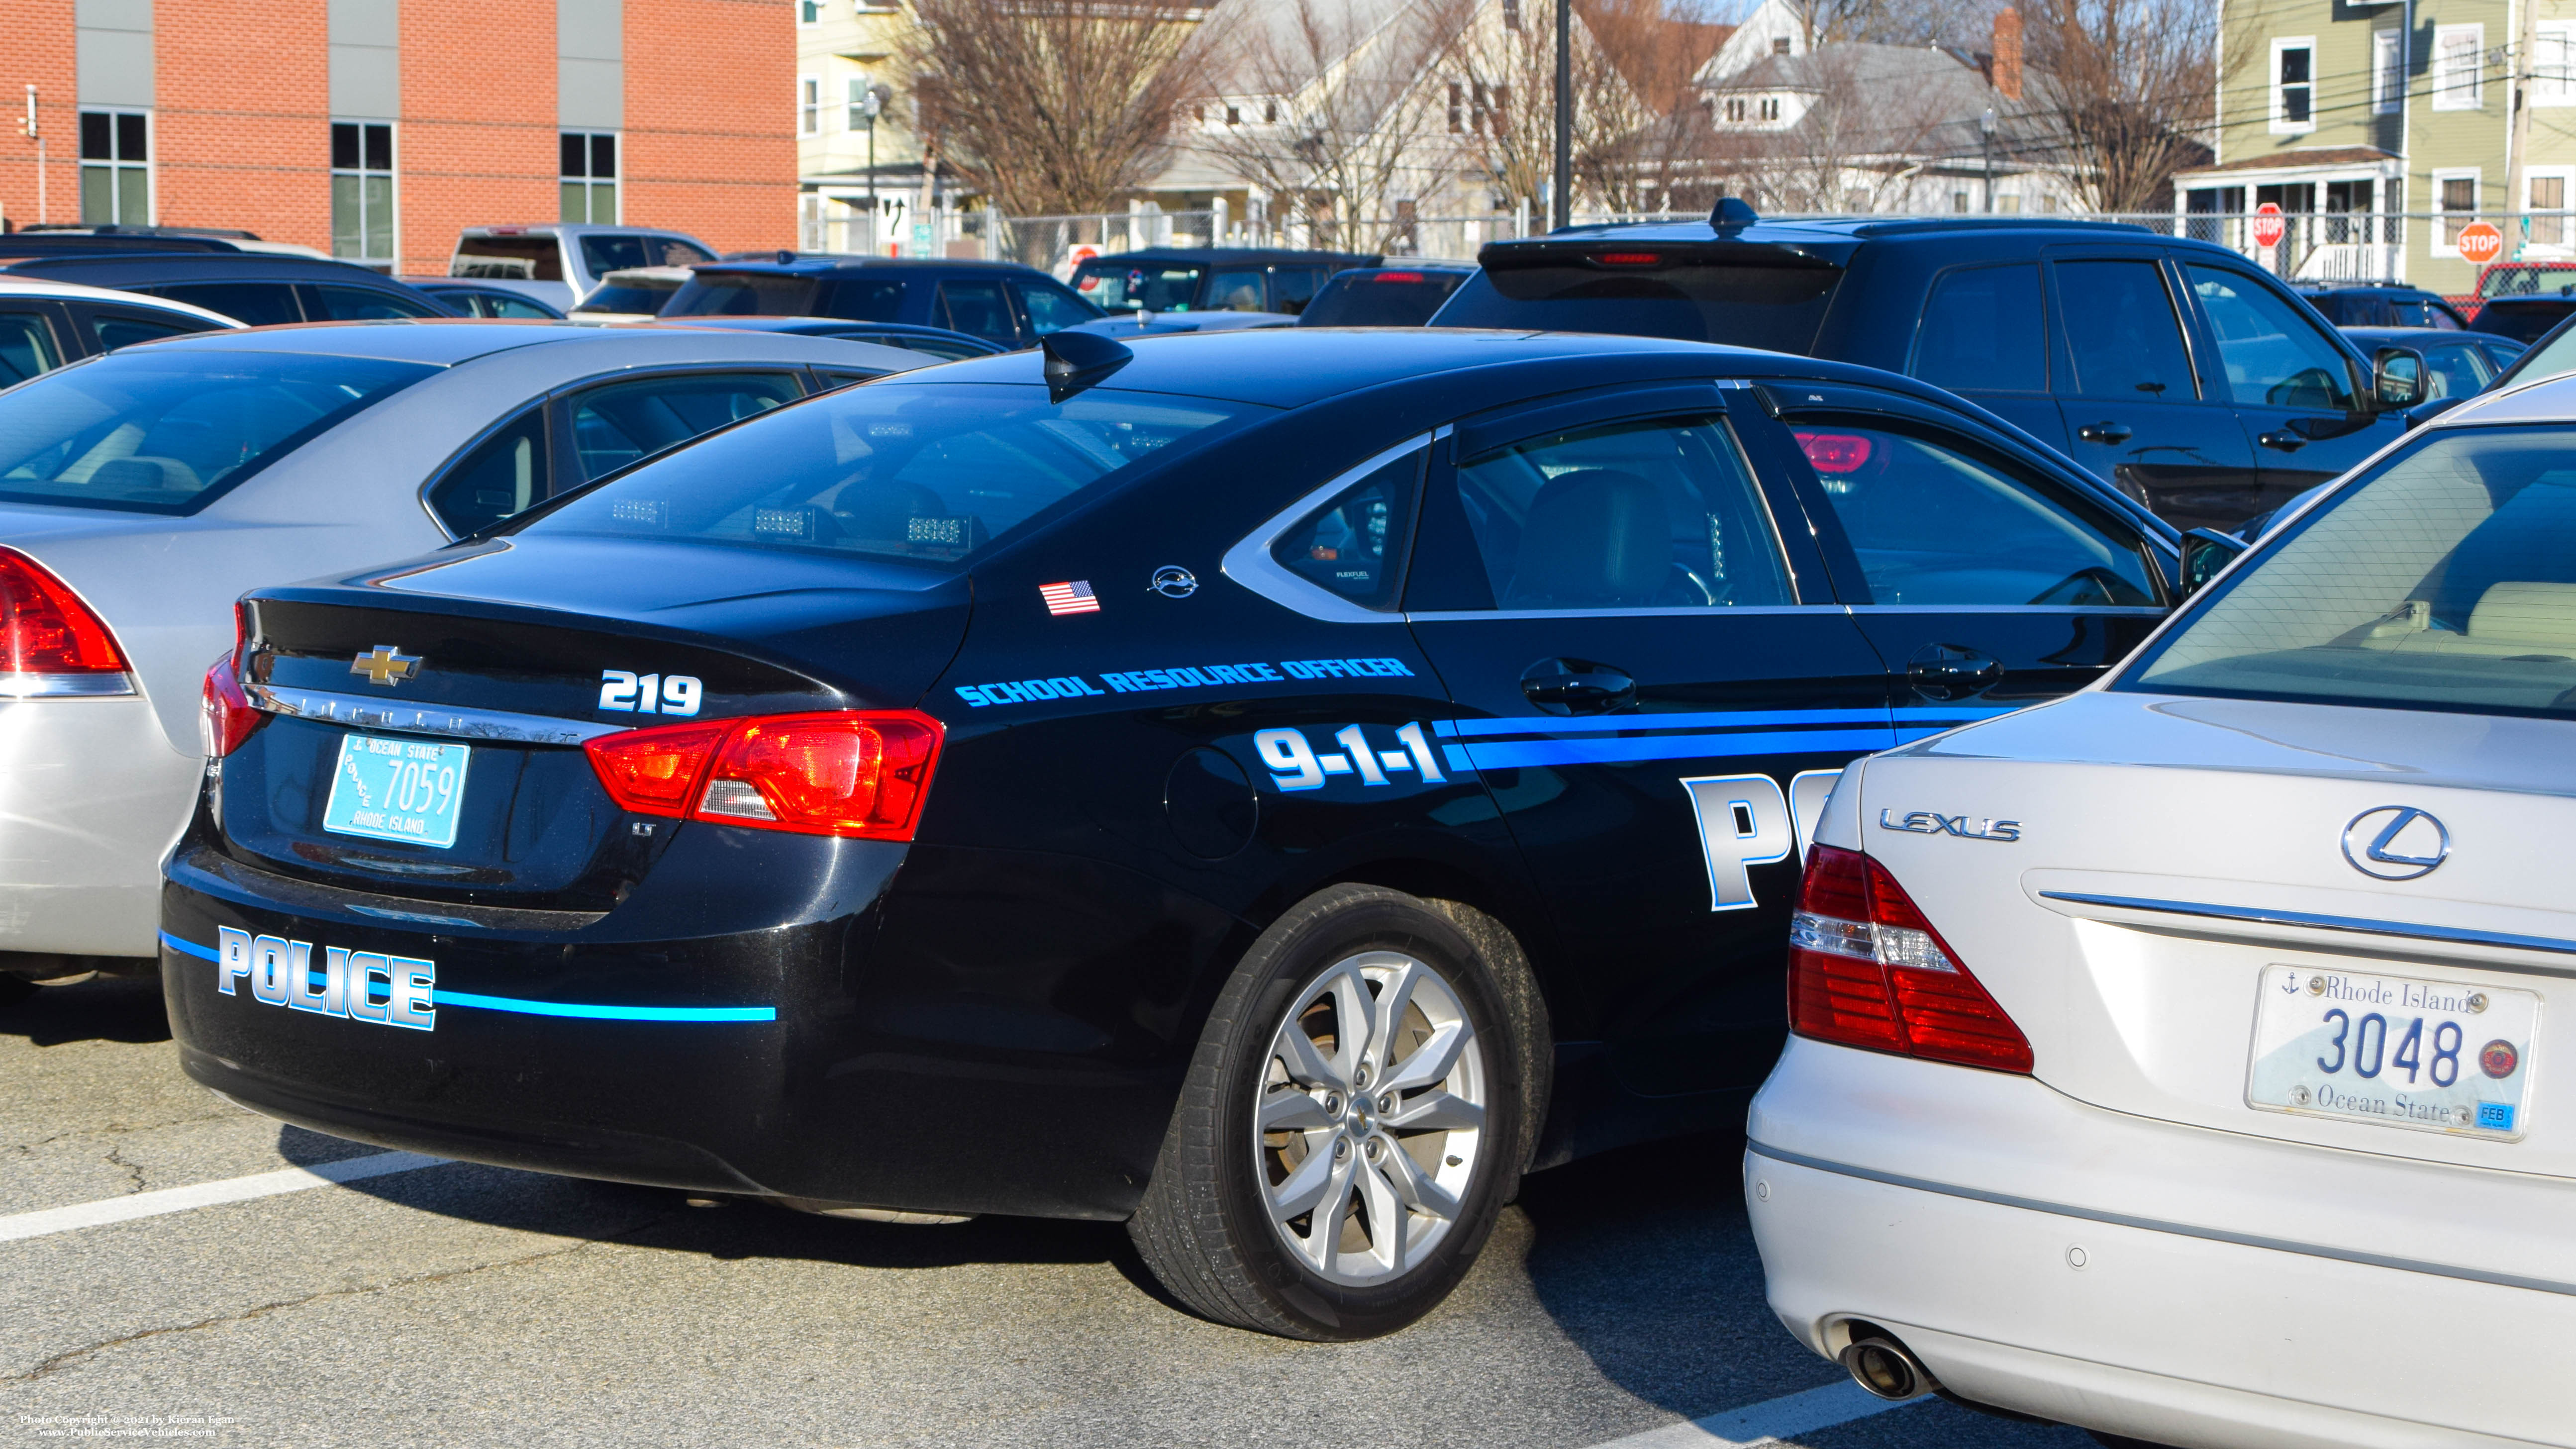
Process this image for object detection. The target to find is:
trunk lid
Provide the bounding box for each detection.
[1858,689,2576,1181]
[222,536,968,910]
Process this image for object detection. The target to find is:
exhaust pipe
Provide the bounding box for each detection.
[1839,1330,1937,1401]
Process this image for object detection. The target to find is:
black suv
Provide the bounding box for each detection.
[2295,283,2469,330]
[0,252,455,326]
[1433,209,2434,532]
[1069,247,1380,317]
[660,257,1100,351]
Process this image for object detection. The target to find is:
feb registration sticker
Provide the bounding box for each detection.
[323,733,470,849]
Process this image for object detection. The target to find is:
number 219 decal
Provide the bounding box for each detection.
[599,671,702,717]
[1681,769,1841,912]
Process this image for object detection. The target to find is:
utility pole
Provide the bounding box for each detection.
[859,87,883,255]
[1552,0,1572,230]
[2509,0,2542,255]
[1980,108,1996,212]
[19,87,42,226]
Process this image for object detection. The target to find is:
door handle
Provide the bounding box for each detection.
[1519,658,1637,716]
[1905,644,2002,701]
[2257,429,2309,453]
[2077,421,2134,445]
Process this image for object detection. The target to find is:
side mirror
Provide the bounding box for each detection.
[2180,527,2248,593]
[2374,346,2428,409]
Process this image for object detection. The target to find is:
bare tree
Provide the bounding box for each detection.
[2020,0,2220,212]
[1707,47,1960,212]
[904,0,1213,216]
[1193,0,1471,250]
[1572,0,1728,214]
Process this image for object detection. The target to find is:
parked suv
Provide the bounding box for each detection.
[1432,209,2434,532]
[1068,247,1379,317]
[447,223,717,310]
[660,257,1101,350]
[2294,282,2468,329]
[0,252,455,326]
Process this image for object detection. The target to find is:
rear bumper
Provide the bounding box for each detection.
[0,696,197,959]
[1746,1040,2576,1448]
[162,835,1237,1219]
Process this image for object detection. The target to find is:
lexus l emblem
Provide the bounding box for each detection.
[350,644,421,687]
[2341,806,2449,880]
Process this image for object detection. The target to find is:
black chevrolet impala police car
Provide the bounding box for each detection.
[164,328,2179,1338]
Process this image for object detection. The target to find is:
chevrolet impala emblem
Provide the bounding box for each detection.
[350,645,421,687]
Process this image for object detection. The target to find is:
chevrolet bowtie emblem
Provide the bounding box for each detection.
[350,645,422,687]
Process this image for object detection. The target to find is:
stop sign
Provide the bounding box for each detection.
[2251,202,2285,248]
[2457,221,2506,265]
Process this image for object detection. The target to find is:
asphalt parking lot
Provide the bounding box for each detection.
[1,976,2102,1449]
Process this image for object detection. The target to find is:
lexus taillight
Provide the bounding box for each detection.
[199,650,264,757]
[583,711,943,840]
[0,547,128,680]
[1788,844,2033,1073]
[1792,431,1873,475]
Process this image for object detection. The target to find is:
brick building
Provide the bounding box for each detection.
[1,0,796,273]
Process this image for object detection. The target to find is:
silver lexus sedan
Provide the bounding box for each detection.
[0,322,923,994]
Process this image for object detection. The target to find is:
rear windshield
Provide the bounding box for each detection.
[573,282,678,315]
[0,350,434,515]
[664,272,823,317]
[579,234,713,275]
[2126,423,2576,717]
[1432,262,1840,352]
[517,382,1265,566]
[1075,263,1201,313]
[2474,302,2571,344]
[1298,272,1467,327]
[452,236,562,282]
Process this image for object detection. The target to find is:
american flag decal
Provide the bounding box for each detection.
[1038,580,1100,615]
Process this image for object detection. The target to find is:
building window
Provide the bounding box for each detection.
[798,0,821,22]
[800,77,821,135]
[2373,30,2403,114]
[2540,23,2576,107]
[1502,0,1519,29]
[1725,97,1747,122]
[1448,83,1464,133]
[2434,25,2483,110]
[2434,170,2479,253]
[2529,171,2570,248]
[330,122,394,265]
[78,110,149,225]
[847,78,880,130]
[1759,96,1780,121]
[2271,38,2314,132]
[1772,36,1790,55]
[561,131,617,223]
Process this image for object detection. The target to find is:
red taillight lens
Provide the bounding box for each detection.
[199,650,265,758]
[1788,844,2032,1073]
[1371,271,1426,283]
[583,711,944,840]
[1593,252,1664,266]
[1792,431,1874,475]
[585,719,732,816]
[0,547,127,675]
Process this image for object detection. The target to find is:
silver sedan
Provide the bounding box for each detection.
[0,322,923,984]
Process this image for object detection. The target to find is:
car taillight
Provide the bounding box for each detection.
[1593,252,1664,266]
[0,546,128,678]
[1788,844,2033,1073]
[1792,431,1873,474]
[199,650,264,757]
[1372,271,1426,283]
[583,711,943,840]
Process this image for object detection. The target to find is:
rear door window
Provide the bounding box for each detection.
[818,279,906,322]
[937,280,1017,343]
[1911,264,2047,393]
[82,307,222,350]
[147,282,304,327]
[565,372,806,483]
[425,407,551,537]
[0,311,61,384]
[306,284,444,321]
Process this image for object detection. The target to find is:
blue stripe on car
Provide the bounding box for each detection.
[157,931,777,1024]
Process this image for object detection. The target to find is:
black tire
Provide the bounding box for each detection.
[1128,883,1547,1339]
[0,973,35,1009]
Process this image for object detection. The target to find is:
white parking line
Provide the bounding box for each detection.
[0,1151,447,1244]
[1583,1380,1922,1448]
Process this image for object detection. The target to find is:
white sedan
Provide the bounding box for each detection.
[1749,373,2576,1447]
[0,321,921,995]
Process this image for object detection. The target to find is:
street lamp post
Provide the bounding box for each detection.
[859,89,883,255]
[1980,107,1996,213]
[1552,0,1572,230]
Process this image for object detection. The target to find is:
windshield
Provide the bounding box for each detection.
[1432,263,1840,351]
[1074,263,1202,313]
[0,351,434,514]
[517,382,1265,566]
[2126,424,2576,717]
[451,236,562,281]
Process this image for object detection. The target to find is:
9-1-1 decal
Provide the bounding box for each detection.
[1253,723,1447,790]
